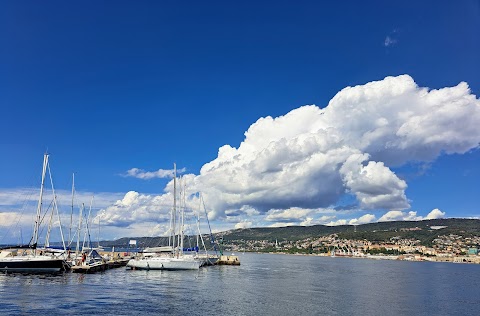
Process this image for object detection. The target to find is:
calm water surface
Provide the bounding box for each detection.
[0,253,479,315]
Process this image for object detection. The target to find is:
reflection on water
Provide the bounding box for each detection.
[0,253,479,315]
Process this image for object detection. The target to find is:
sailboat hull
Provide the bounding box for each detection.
[0,256,66,273]
[126,256,200,270]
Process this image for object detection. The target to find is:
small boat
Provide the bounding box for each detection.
[71,249,108,273]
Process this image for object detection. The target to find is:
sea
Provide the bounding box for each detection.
[0,253,479,315]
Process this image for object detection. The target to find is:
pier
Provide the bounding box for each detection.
[71,252,130,274]
[216,255,240,265]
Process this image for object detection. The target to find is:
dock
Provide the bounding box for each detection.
[216,255,240,265]
[71,252,131,273]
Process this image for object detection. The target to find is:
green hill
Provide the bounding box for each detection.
[103,218,479,248]
[218,218,479,246]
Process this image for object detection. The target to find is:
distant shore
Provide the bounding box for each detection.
[240,251,480,265]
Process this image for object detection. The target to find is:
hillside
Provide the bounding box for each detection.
[103,218,480,248]
[219,218,480,246]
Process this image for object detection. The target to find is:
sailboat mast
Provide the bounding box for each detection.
[201,194,220,255]
[97,214,100,248]
[172,163,177,255]
[168,206,172,248]
[69,173,75,247]
[180,177,185,254]
[196,193,201,251]
[76,203,84,255]
[33,153,48,250]
[177,176,181,252]
[48,162,67,252]
[82,196,94,250]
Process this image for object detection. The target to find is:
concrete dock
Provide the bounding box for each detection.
[216,255,240,265]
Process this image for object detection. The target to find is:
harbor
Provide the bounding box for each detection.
[1,248,240,275]
[0,156,239,275]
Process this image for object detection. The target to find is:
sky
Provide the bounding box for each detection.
[0,1,479,244]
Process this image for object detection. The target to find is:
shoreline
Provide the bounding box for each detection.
[237,251,480,265]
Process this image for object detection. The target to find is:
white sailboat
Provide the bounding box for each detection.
[127,164,201,270]
[0,154,68,273]
[194,193,220,266]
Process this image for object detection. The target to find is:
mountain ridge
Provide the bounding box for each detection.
[101,218,480,248]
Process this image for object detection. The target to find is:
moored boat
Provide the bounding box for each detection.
[0,248,66,273]
[127,255,200,270]
[127,164,201,271]
[0,154,68,274]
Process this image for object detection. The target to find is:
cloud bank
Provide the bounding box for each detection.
[101,75,479,231]
[195,75,480,217]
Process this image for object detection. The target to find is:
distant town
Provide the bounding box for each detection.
[216,218,480,264]
[93,218,480,264]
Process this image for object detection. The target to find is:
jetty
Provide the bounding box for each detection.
[216,255,240,265]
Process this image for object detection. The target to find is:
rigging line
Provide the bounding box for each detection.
[1,170,45,244]
[45,197,55,246]
[0,188,35,245]
[201,194,219,255]
[83,196,94,250]
[76,203,84,255]
[69,173,75,248]
[37,197,55,243]
[196,193,201,251]
[47,161,66,251]
[181,196,208,253]
[86,215,93,250]
[33,154,48,248]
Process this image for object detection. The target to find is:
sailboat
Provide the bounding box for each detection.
[194,193,221,266]
[0,154,68,273]
[126,164,201,270]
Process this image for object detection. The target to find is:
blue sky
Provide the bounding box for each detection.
[0,1,479,243]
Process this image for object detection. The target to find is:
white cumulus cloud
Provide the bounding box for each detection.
[326,219,348,226]
[349,214,376,225]
[378,209,445,222]
[95,191,175,228]
[326,214,376,226]
[301,215,336,226]
[195,75,480,218]
[100,75,479,230]
[425,208,446,219]
[340,154,409,210]
[265,208,314,222]
[235,221,253,229]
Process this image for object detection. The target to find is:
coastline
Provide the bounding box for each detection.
[243,251,480,265]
